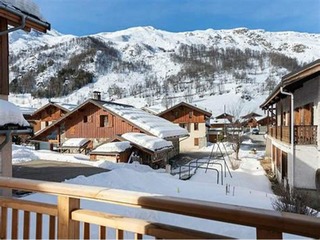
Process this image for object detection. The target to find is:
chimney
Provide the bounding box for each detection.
[93,91,101,101]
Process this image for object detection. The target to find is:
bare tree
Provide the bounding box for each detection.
[226,101,245,161]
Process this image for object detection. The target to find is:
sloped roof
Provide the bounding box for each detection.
[91,141,131,154]
[122,133,173,153]
[215,113,234,119]
[260,59,320,109]
[241,112,262,119]
[158,101,212,118]
[103,102,189,138]
[32,99,189,140]
[30,102,75,117]
[0,0,50,33]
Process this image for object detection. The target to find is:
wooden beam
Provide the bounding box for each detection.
[0,9,49,33]
[0,17,8,96]
[57,196,80,239]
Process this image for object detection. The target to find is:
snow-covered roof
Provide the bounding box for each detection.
[56,103,77,111]
[62,138,90,148]
[122,133,173,152]
[0,99,29,127]
[210,118,231,125]
[92,141,131,153]
[19,106,37,115]
[159,101,212,117]
[103,103,188,139]
[0,0,44,21]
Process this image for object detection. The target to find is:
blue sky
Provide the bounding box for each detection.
[34,0,320,36]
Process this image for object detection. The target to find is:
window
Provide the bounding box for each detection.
[194,123,199,131]
[189,111,193,118]
[83,116,88,123]
[194,138,199,146]
[100,115,108,127]
[179,123,190,132]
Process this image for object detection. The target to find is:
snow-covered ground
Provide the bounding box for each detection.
[11,143,291,239]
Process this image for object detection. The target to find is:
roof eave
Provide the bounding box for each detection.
[0,4,50,33]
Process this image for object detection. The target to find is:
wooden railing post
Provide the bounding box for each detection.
[57,196,80,239]
[257,228,282,239]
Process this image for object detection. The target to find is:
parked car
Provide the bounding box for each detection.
[252,128,259,135]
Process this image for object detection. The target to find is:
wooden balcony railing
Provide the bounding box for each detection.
[295,125,317,145]
[268,125,317,145]
[0,177,319,239]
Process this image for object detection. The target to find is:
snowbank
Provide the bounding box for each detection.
[0,99,29,127]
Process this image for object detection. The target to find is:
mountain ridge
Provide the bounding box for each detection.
[8,26,320,116]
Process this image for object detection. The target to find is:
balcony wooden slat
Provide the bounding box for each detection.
[0,207,7,239]
[72,209,232,239]
[116,229,124,240]
[0,197,57,216]
[99,226,106,239]
[23,211,30,239]
[83,222,90,239]
[134,233,143,240]
[49,215,56,239]
[11,209,18,239]
[36,213,42,239]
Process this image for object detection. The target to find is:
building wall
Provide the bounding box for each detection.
[64,103,141,145]
[27,105,67,132]
[269,77,320,190]
[160,104,209,151]
[180,122,207,151]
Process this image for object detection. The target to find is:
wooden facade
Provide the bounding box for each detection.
[158,102,211,150]
[260,59,320,195]
[33,100,142,146]
[25,103,70,133]
[32,99,181,163]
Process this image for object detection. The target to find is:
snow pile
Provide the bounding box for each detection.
[103,103,189,138]
[62,138,89,147]
[0,99,29,127]
[92,141,131,153]
[122,132,173,152]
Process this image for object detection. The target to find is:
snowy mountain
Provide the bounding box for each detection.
[8,26,320,116]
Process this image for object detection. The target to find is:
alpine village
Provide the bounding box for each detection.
[0,0,319,239]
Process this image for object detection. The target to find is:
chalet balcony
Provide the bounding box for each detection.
[0,177,319,239]
[269,125,318,145]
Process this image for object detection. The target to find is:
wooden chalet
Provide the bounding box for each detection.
[0,0,50,187]
[260,59,320,208]
[32,94,188,159]
[158,102,211,151]
[25,102,76,133]
[241,112,262,128]
[208,113,234,143]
